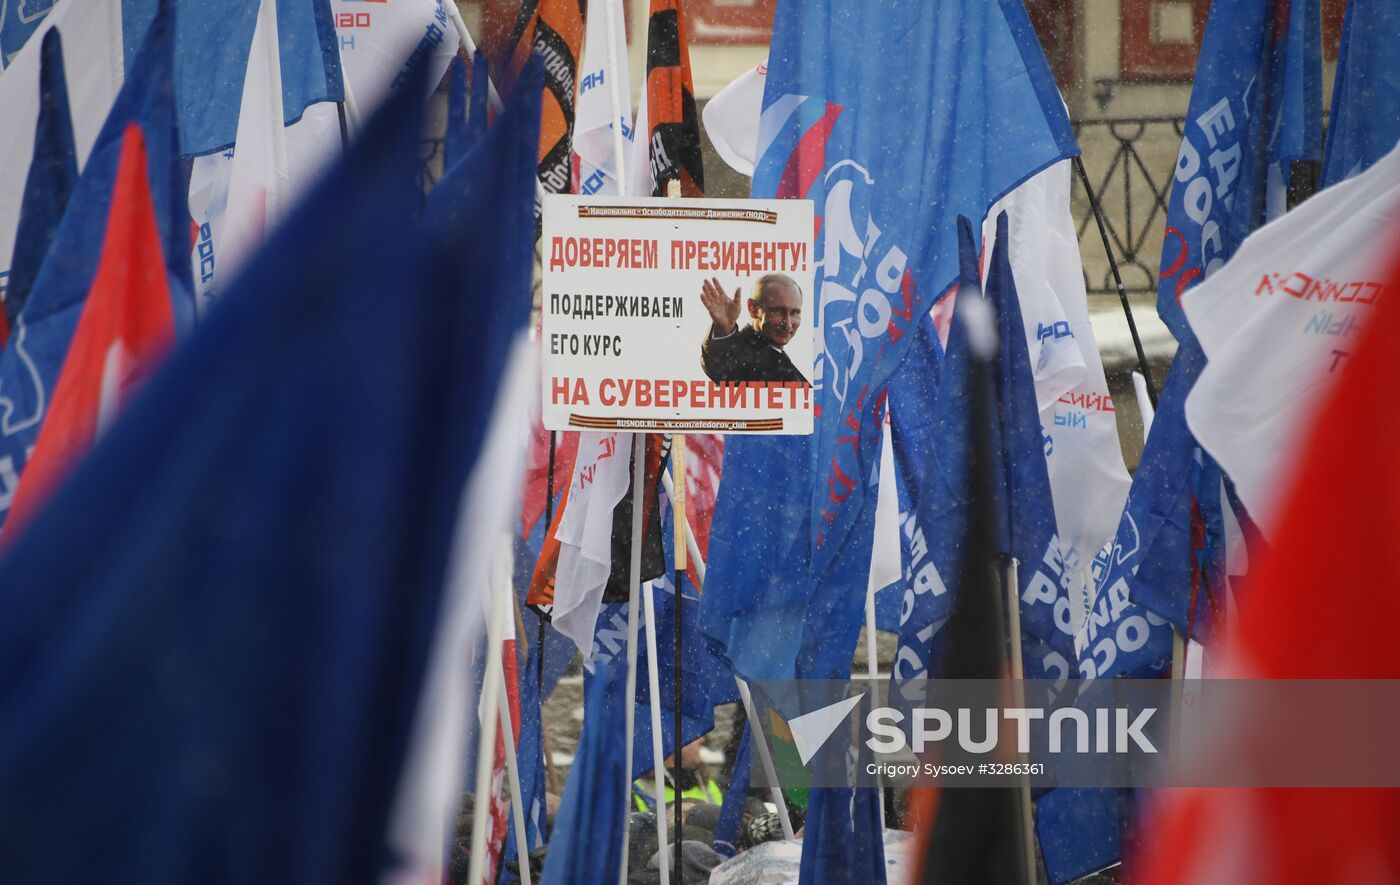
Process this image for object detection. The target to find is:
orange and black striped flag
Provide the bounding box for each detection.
[641,0,704,197]
[502,0,586,194]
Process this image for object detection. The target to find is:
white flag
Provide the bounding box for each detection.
[0,0,123,296]
[1184,140,1400,538]
[983,160,1131,584]
[218,0,290,300]
[552,432,632,656]
[701,61,766,178]
[572,0,632,196]
[190,0,461,308]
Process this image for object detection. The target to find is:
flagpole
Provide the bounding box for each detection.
[538,432,556,697]
[1003,557,1038,885]
[333,28,362,137]
[641,577,672,885]
[661,469,705,589]
[1072,155,1158,408]
[670,430,686,885]
[598,4,647,882]
[620,433,647,885]
[864,568,885,832]
[733,677,796,841]
[497,658,534,885]
[467,540,511,885]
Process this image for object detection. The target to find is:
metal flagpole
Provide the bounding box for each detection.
[733,678,796,840]
[864,568,885,832]
[595,3,649,881]
[642,577,672,885]
[620,434,648,885]
[1072,154,1158,408]
[1003,557,1038,885]
[497,643,534,885]
[467,540,512,885]
[671,433,686,885]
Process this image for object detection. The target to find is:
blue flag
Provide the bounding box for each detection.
[0,1,193,528]
[711,721,752,858]
[1081,349,1201,682]
[121,0,344,157]
[0,0,52,67]
[540,659,628,885]
[798,786,886,885]
[979,212,1073,677]
[1155,0,1321,350]
[1034,788,1122,885]
[4,27,77,335]
[701,0,1077,682]
[890,215,1070,683]
[1321,0,1400,186]
[445,53,492,173]
[0,44,539,881]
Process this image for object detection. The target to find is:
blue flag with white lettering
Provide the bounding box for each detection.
[0,2,193,529]
[890,215,1071,685]
[121,0,344,157]
[1079,350,1199,682]
[3,28,77,336]
[0,46,539,880]
[1155,0,1321,350]
[1321,0,1400,186]
[701,0,1077,682]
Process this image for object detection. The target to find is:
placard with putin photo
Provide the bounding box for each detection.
[541,195,815,434]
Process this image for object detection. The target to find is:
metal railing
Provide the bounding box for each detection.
[1070,116,1186,297]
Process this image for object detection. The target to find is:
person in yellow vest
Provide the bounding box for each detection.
[633,737,723,813]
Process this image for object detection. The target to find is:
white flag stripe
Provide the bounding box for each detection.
[572,0,632,194]
[1184,140,1400,537]
[701,62,766,178]
[985,160,1131,585]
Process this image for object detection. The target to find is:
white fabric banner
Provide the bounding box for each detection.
[218,0,290,300]
[552,431,633,656]
[572,0,632,196]
[189,0,458,309]
[984,160,1131,592]
[1184,140,1400,538]
[701,61,766,178]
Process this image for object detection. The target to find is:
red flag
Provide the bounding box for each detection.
[682,433,723,588]
[1139,230,1400,883]
[7,123,174,531]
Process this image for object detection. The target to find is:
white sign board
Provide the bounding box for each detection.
[541,195,816,434]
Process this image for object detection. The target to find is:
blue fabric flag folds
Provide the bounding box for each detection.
[3,27,76,335]
[1321,0,1400,186]
[0,51,539,884]
[701,0,1077,684]
[121,0,344,157]
[1155,0,1321,350]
